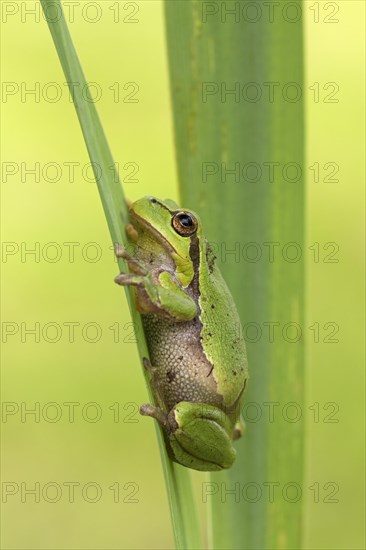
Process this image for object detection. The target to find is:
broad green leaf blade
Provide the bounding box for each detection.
[40,0,127,247]
[165,1,305,548]
[40,1,201,548]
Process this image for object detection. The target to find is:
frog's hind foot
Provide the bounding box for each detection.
[140,404,168,427]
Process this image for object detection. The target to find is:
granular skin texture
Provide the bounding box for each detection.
[142,313,223,412]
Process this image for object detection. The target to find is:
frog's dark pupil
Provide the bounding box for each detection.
[179,214,193,227]
[172,211,197,236]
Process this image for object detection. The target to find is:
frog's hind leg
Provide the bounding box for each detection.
[167,402,237,471]
[140,403,168,426]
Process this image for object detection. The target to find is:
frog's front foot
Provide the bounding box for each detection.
[114,242,147,275]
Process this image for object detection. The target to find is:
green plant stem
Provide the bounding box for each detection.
[39,1,201,547]
[165,1,305,548]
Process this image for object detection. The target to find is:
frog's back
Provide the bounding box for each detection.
[198,262,248,408]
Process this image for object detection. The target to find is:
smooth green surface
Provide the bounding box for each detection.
[38,1,201,548]
[40,0,129,250]
[165,1,304,548]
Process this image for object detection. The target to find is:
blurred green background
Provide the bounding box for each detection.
[1,1,364,549]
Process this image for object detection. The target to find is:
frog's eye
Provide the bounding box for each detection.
[172,211,198,237]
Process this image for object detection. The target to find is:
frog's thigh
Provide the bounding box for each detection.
[168,402,236,471]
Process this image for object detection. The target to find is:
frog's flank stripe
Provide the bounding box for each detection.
[188,234,200,299]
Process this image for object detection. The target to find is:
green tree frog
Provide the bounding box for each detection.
[115,196,248,471]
